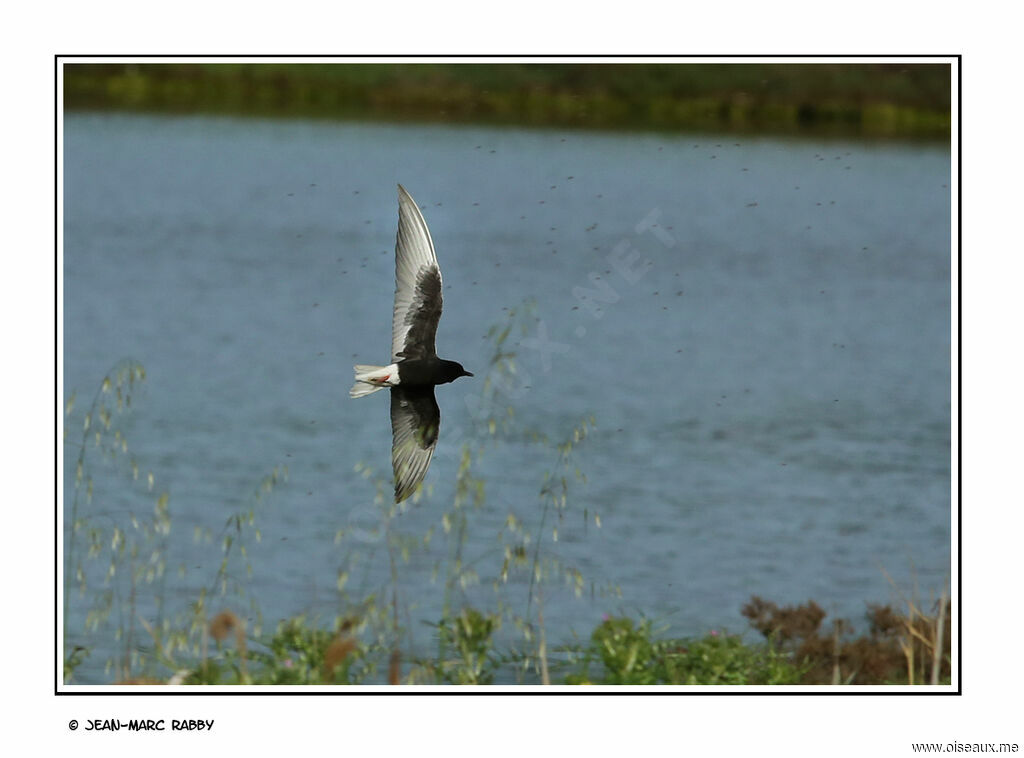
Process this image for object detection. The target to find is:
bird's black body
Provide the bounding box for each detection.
[351,185,472,503]
[396,357,473,387]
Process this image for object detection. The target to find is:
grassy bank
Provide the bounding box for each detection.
[62,62,952,140]
[75,595,950,686]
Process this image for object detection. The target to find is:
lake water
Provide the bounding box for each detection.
[62,113,952,683]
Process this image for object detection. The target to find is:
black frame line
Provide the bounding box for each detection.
[56,53,958,696]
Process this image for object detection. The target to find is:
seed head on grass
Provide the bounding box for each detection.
[209,610,248,680]
[210,610,242,642]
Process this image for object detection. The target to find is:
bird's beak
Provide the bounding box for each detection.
[464,370,474,377]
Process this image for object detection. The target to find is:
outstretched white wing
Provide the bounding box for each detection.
[392,185,443,363]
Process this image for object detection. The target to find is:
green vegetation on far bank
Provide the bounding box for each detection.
[62,62,952,140]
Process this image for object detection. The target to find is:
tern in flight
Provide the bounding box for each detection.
[350,185,473,502]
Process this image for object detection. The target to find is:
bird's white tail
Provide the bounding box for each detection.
[350,364,398,398]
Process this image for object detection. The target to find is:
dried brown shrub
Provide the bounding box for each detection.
[741,594,951,685]
[322,635,357,681]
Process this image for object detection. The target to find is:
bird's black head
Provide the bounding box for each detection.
[439,360,473,384]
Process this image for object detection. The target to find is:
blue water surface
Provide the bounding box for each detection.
[62,114,951,683]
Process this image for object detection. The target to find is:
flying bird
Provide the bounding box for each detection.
[350,185,473,502]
